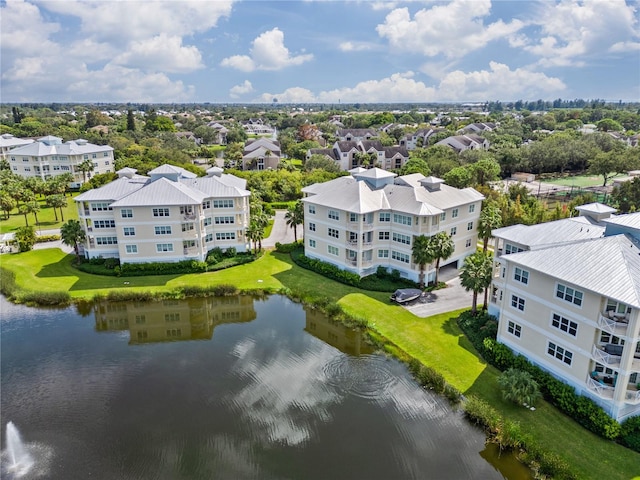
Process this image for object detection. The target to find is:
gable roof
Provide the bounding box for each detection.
[504,234,640,308]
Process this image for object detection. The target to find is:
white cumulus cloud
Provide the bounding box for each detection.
[376,1,524,58]
[112,34,204,73]
[523,0,640,67]
[230,80,255,99]
[221,28,313,71]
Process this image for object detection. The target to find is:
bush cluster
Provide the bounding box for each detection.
[118,260,208,276]
[464,396,577,479]
[292,251,361,286]
[35,234,61,243]
[407,358,461,404]
[274,241,303,253]
[457,310,627,447]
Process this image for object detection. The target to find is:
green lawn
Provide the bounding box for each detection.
[1,248,638,479]
[0,193,80,234]
[540,173,628,188]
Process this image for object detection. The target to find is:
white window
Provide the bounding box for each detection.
[103,152,109,157]
[96,236,117,245]
[514,267,529,285]
[507,321,521,338]
[123,227,135,236]
[125,245,138,254]
[467,221,473,231]
[392,232,411,245]
[94,220,115,229]
[156,243,174,252]
[378,249,389,258]
[328,228,339,238]
[556,284,583,307]
[379,212,390,222]
[214,216,234,224]
[91,202,112,212]
[328,209,339,220]
[450,227,457,236]
[213,199,234,208]
[215,232,236,240]
[181,223,194,232]
[153,208,170,217]
[391,251,410,263]
[551,313,578,337]
[465,239,472,248]
[349,213,358,222]
[204,217,212,226]
[393,213,411,226]
[440,212,446,221]
[309,222,316,232]
[309,239,316,248]
[121,209,133,218]
[511,295,525,311]
[547,342,573,366]
[203,200,211,209]
[92,153,97,159]
[328,245,339,256]
[379,231,390,240]
[452,208,459,218]
[205,234,213,243]
[308,205,316,214]
[505,243,524,254]
[155,226,172,235]
[469,204,476,213]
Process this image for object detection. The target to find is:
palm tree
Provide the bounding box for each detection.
[284,201,304,242]
[498,368,542,407]
[459,251,493,315]
[478,202,502,252]
[60,219,86,261]
[429,231,455,285]
[77,159,95,183]
[26,200,41,227]
[0,193,16,220]
[411,235,435,289]
[46,194,68,222]
[245,222,263,254]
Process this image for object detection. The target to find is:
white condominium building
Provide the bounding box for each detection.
[6,135,114,187]
[489,204,640,421]
[301,167,484,282]
[0,133,34,157]
[75,165,250,263]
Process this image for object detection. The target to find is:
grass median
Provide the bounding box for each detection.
[1,248,638,479]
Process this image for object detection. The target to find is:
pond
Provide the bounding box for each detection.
[0,294,532,479]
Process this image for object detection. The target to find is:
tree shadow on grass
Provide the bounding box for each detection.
[36,253,180,291]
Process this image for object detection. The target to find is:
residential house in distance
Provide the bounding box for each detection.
[336,128,377,142]
[301,167,484,282]
[435,134,490,153]
[74,164,250,262]
[205,122,229,145]
[400,128,445,150]
[307,140,409,172]
[488,203,640,421]
[242,118,275,135]
[241,137,281,170]
[459,122,497,134]
[6,135,114,187]
[0,133,34,157]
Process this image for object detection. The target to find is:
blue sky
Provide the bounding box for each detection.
[2,0,639,103]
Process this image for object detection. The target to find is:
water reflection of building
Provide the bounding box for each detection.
[304,308,374,355]
[94,296,256,344]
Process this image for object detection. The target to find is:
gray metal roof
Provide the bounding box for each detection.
[504,234,640,308]
[110,177,206,207]
[492,216,605,249]
[75,175,148,202]
[604,212,640,230]
[8,138,113,156]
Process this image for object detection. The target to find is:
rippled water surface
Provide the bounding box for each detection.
[1,295,532,479]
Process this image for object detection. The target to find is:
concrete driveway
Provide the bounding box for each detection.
[402,276,473,317]
[262,210,301,248]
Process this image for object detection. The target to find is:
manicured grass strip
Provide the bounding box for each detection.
[540,173,627,188]
[0,193,80,234]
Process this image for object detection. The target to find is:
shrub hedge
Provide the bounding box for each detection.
[457,310,631,449]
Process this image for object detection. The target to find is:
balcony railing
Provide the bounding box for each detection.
[625,389,640,404]
[592,345,622,366]
[585,376,615,400]
[598,313,629,336]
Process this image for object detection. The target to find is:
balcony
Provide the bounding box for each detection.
[592,345,622,366]
[585,375,615,400]
[625,389,640,404]
[598,312,629,336]
[183,214,196,221]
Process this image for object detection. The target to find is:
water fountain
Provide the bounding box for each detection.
[4,422,34,477]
